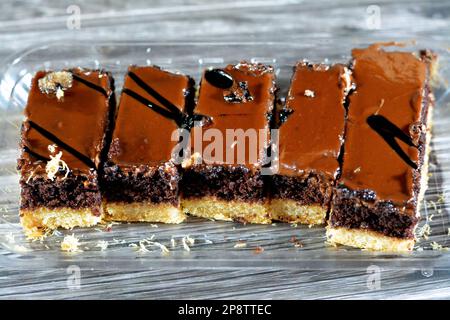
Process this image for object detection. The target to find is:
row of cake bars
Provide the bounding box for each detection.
[18,43,436,251]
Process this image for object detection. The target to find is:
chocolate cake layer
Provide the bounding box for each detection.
[103,65,195,223]
[181,164,265,202]
[182,62,276,223]
[269,173,333,206]
[102,163,180,205]
[328,44,436,250]
[18,68,116,237]
[269,62,350,224]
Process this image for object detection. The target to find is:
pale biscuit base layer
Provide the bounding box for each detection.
[270,199,326,225]
[326,226,414,252]
[182,197,271,224]
[104,202,186,224]
[20,208,101,239]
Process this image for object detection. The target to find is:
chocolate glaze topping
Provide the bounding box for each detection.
[278,62,349,177]
[20,68,115,174]
[340,44,428,206]
[191,62,275,168]
[108,65,195,167]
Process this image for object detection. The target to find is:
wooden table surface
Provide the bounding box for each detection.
[0,0,449,299]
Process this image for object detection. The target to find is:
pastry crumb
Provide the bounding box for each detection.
[95,240,109,251]
[234,240,247,248]
[38,71,73,100]
[417,223,431,240]
[304,89,315,97]
[430,242,449,251]
[46,145,70,181]
[61,234,81,252]
[181,235,195,252]
[254,246,264,254]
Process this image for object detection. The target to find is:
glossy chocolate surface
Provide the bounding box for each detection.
[278,62,348,177]
[191,62,275,168]
[340,44,428,205]
[20,68,114,174]
[108,66,194,167]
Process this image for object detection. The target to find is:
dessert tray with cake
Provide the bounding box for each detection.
[0,40,449,270]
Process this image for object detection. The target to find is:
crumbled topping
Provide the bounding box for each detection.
[38,71,73,100]
[224,81,253,103]
[95,240,109,251]
[234,240,247,248]
[254,246,264,254]
[430,242,449,251]
[45,145,70,181]
[61,234,81,252]
[417,223,431,240]
[130,236,170,255]
[304,89,315,98]
[289,235,304,248]
[181,235,195,252]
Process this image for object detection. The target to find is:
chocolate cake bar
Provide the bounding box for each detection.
[327,44,436,251]
[102,66,195,223]
[18,68,115,238]
[181,62,276,223]
[269,62,351,225]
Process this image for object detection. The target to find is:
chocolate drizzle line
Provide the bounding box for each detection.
[367,114,418,169]
[71,73,108,97]
[23,145,49,162]
[122,88,179,122]
[128,71,183,116]
[124,71,210,131]
[27,120,95,168]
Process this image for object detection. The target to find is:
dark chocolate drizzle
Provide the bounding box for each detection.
[122,88,179,122]
[124,72,210,131]
[23,145,49,162]
[128,71,183,116]
[204,69,234,89]
[366,114,418,169]
[28,120,95,168]
[71,73,108,97]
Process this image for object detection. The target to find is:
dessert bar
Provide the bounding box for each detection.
[327,44,436,251]
[18,68,115,238]
[269,62,351,225]
[181,62,276,223]
[102,66,195,223]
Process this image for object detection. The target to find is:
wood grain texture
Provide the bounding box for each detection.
[0,0,450,299]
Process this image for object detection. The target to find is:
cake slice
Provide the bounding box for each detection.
[181,62,276,224]
[102,65,195,223]
[269,62,351,225]
[327,44,436,251]
[18,68,116,238]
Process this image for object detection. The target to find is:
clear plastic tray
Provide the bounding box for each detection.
[0,40,449,271]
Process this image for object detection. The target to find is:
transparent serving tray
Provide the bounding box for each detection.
[0,39,449,271]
